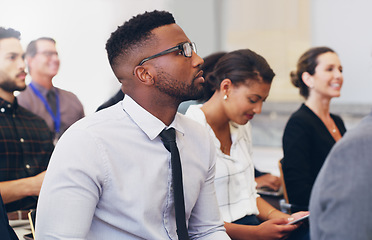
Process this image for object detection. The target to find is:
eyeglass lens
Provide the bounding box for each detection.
[182,42,197,57]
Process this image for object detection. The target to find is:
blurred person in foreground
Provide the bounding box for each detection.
[310,104,372,239]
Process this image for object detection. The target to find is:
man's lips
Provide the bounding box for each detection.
[194,70,204,81]
[17,72,27,79]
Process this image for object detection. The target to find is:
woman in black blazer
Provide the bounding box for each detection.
[282,47,346,210]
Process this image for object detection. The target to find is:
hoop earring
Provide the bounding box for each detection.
[223,95,228,100]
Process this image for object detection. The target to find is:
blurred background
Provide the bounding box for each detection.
[1,0,372,157]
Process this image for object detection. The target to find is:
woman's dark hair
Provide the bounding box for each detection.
[202,49,275,101]
[291,46,335,99]
[199,51,227,102]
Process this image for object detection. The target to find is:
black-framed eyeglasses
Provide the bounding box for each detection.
[138,42,197,66]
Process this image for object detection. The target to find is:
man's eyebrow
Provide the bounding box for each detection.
[6,52,19,56]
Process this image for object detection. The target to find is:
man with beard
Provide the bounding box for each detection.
[35,10,230,240]
[0,27,54,218]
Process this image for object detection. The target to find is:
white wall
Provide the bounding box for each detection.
[0,0,221,114]
[312,0,372,104]
[0,0,175,114]
[1,0,371,114]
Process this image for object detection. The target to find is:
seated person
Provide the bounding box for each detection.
[0,27,54,216]
[282,47,346,210]
[35,10,230,239]
[201,51,281,192]
[186,49,309,240]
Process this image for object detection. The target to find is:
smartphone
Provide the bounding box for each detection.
[286,213,310,225]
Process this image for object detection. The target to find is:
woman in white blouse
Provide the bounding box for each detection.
[186,49,308,240]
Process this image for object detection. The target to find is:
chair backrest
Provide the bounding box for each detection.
[278,159,289,204]
[278,159,308,213]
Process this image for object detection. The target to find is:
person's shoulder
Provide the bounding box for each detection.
[184,104,206,124]
[17,104,51,129]
[285,104,314,129]
[18,104,45,121]
[289,104,313,119]
[71,102,124,130]
[178,111,203,126]
[177,112,209,135]
[16,85,34,100]
[336,112,372,146]
[56,87,81,101]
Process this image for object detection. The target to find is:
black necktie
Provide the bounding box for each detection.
[46,90,57,116]
[159,128,190,240]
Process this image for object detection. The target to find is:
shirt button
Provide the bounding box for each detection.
[20,138,24,142]
[0,108,4,112]
[25,164,30,169]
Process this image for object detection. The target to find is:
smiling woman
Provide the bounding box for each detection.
[281,47,347,211]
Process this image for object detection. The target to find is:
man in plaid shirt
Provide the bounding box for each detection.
[0,27,54,218]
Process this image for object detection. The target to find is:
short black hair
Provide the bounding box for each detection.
[0,27,21,40]
[105,10,175,68]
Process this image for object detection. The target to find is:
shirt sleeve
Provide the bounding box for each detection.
[188,136,231,240]
[35,128,105,239]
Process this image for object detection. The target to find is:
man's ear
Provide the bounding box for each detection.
[302,72,314,88]
[25,56,33,67]
[133,65,154,85]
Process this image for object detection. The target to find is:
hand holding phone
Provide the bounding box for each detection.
[286,213,310,225]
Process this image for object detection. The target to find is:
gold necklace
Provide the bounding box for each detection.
[331,121,337,134]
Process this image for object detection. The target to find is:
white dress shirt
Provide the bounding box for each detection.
[186,105,259,223]
[35,95,230,240]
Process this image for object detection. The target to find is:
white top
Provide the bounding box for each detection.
[185,105,259,223]
[35,95,230,240]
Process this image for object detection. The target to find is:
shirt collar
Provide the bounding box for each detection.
[30,81,56,96]
[0,97,18,114]
[121,95,184,140]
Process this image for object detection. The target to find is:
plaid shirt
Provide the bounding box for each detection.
[0,97,54,212]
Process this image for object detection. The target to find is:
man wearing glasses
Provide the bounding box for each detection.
[36,10,230,240]
[17,37,84,143]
